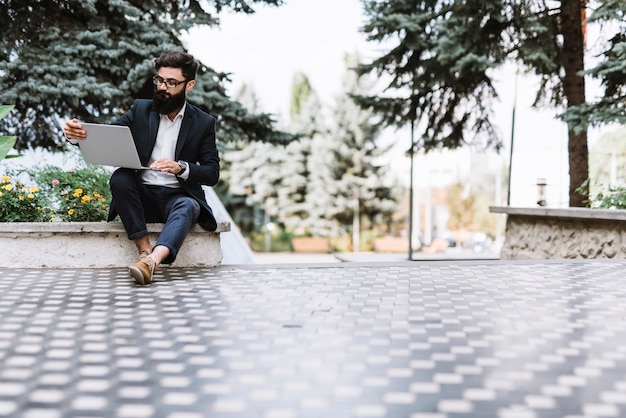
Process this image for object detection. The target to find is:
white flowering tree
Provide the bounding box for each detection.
[322,55,401,249]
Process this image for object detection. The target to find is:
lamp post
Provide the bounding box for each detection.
[536,178,547,207]
[407,119,416,260]
[507,71,518,206]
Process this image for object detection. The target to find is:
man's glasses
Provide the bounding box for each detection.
[152,75,187,89]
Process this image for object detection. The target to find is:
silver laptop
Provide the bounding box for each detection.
[78,123,151,170]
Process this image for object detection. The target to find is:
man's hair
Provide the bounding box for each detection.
[155,51,199,81]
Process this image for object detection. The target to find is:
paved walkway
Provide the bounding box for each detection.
[249,248,500,265]
[1,259,626,417]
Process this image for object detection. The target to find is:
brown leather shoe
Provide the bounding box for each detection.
[129,255,156,285]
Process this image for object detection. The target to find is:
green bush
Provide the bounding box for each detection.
[33,166,112,221]
[577,179,626,209]
[590,185,626,209]
[0,174,52,222]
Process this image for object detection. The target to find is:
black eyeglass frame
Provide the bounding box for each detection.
[152,75,188,89]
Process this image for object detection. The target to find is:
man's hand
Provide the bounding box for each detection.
[150,158,183,174]
[64,118,86,140]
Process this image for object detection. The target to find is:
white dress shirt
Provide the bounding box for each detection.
[142,104,190,187]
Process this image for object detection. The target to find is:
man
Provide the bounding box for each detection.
[64,51,220,285]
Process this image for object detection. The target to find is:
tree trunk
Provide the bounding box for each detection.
[561,0,588,207]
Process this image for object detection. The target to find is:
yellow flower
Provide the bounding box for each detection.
[29,187,39,193]
[68,209,75,215]
[21,187,28,193]
[101,198,107,203]
[94,193,102,199]
[2,175,9,182]
[19,195,24,201]
[81,195,92,204]
[27,193,35,199]
[73,188,83,197]
[4,184,12,191]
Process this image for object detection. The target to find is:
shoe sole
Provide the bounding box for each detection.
[129,266,150,285]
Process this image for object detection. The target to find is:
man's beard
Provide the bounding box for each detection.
[152,88,186,115]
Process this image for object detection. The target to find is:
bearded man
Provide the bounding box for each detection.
[64,51,220,285]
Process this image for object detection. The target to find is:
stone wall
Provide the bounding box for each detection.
[0,221,230,268]
[490,206,626,260]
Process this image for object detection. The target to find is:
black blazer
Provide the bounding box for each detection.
[108,99,220,231]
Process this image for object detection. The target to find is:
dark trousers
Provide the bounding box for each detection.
[109,169,200,264]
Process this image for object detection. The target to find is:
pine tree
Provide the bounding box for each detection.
[324,54,400,249]
[275,72,331,236]
[0,0,290,151]
[355,0,625,207]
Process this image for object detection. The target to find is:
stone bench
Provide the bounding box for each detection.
[0,221,230,268]
[490,206,626,260]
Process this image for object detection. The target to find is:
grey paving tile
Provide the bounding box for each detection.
[0,260,625,417]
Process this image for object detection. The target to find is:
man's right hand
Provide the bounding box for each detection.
[64,118,87,140]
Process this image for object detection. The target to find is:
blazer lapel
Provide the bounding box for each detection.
[175,105,194,159]
[148,111,159,150]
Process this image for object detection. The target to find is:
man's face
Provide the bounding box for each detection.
[152,67,195,115]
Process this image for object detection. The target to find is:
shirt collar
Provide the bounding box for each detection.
[176,102,187,119]
[160,102,187,122]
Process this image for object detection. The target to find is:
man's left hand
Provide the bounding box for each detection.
[150,158,182,174]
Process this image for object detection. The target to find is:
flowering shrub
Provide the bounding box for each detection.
[0,175,52,222]
[35,166,112,222]
[56,186,109,221]
[0,165,113,222]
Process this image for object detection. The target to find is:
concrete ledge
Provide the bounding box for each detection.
[490,206,626,221]
[490,206,626,260]
[0,221,230,268]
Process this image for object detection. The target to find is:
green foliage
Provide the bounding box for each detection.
[355,0,626,206]
[564,0,626,131]
[354,0,511,151]
[0,174,52,222]
[249,229,293,252]
[0,105,18,161]
[56,188,110,222]
[591,186,626,209]
[0,0,292,151]
[32,166,113,222]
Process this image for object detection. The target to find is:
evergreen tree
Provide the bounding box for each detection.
[276,72,330,236]
[224,82,285,234]
[228,75,333,239]
[0,0,291,151]
[355,0,624,207]
[565,1,626,130]
[324,54,400,249]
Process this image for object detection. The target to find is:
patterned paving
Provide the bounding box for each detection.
[1,259,626,417]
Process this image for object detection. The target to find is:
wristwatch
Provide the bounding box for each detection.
[177,160,188,175]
